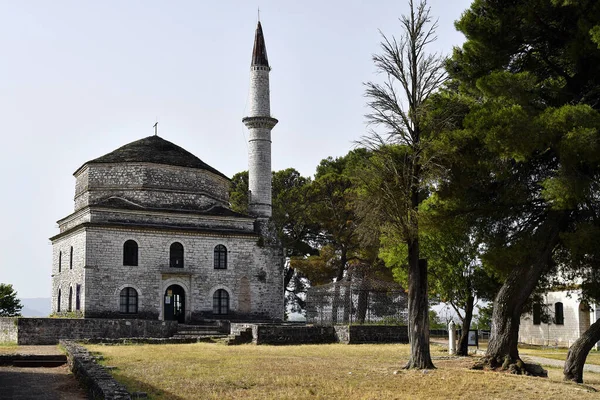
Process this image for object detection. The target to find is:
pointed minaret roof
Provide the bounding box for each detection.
[251,21,269,67]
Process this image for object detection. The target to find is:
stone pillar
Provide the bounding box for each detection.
[448,321,456,355]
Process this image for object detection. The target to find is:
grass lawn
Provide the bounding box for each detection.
[0,343,18,352]
[86,343,600,400]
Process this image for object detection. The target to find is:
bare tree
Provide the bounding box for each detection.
[362,0,447,369]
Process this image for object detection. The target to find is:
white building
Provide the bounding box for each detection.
[518,290,599,347]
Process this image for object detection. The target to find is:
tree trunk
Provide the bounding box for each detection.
[343,281,351,323]
[457,294,475,356]
[356,281,369,324]
[564,318,600,383]
[405,255,435,369]
[484,216,563,371]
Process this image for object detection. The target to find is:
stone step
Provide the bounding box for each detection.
[0,354,68,368]
[13,359,67,367]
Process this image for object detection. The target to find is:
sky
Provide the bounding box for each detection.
[0,0,473,299]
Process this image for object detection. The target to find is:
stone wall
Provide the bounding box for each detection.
[345,325,408,344]
[74,163,230,212]
[255,325,336,345]
[14,318,177,345]
[0,318,18,343]
[51,230,87,315]
[81,226,283,321]
[61,340,131,399]
[230,323,408,345]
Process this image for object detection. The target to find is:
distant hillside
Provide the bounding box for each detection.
[19,298,51,317]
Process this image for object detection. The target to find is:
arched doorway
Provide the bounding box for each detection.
[164,285,185,323]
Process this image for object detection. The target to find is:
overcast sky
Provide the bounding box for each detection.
[0,0,472,299]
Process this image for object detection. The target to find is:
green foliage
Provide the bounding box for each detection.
[428,309,445,330]
[437,0,600,284]
[229,171,249,215]
[0,284,23,317]
[473,304,493,331]
[591,25,600,47]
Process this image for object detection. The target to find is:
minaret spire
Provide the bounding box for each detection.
[251,21,269,68]
[243,20,278,218]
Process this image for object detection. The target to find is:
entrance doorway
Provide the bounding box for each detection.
[164,285,185,323]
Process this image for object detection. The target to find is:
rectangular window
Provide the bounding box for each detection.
[533,303,541,325]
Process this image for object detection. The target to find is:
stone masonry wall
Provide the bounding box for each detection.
[0,318,18,343]
[345,325,409,344]
[247,126,273,218]
[15,318,177,345]
[51,230,87,315]
[74,163,230,212]
[254,325,336,345]
[83,226,284,321]
[230,324,408,345]
[58,208,255,235]
[248,67,271,117]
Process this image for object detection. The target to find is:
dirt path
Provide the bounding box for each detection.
[521,355,600,374]
[0,365,87,400]
[0,346,87,399]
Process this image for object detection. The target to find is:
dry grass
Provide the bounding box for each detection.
[85,343,600,400]
[0,343,19,352]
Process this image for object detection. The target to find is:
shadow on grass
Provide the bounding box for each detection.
[113,374,187,400]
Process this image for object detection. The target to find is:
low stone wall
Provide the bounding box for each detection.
[14,318,178,345]
[61,340,131,399]
[230,323,408,345]
[256,325,336,345]
[345,325,408,344]
[0,318,18,343]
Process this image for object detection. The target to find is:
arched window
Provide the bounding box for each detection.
[170,242,184,268]
[214,245,227,269]
[120,287,138,314]
[68,286,73,312]
[555,302,564,325]
[57,289,61,313]
[533,303,541,325]
[213,289,229,315]
[69,247,73,270]
[123,240,139,266]
[75,284,81,311]
[58,251,62,273]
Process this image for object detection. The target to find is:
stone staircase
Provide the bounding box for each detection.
[226,328,253,345]
[172,322,229,342]
[225,325,255,345]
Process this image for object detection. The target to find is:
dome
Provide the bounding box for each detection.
[74,135,228,179]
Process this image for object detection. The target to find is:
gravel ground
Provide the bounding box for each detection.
[0,346,87,400]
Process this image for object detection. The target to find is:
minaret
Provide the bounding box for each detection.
[243,21,278,218]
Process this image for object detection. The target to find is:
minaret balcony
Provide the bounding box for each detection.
[242,116,278,129]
